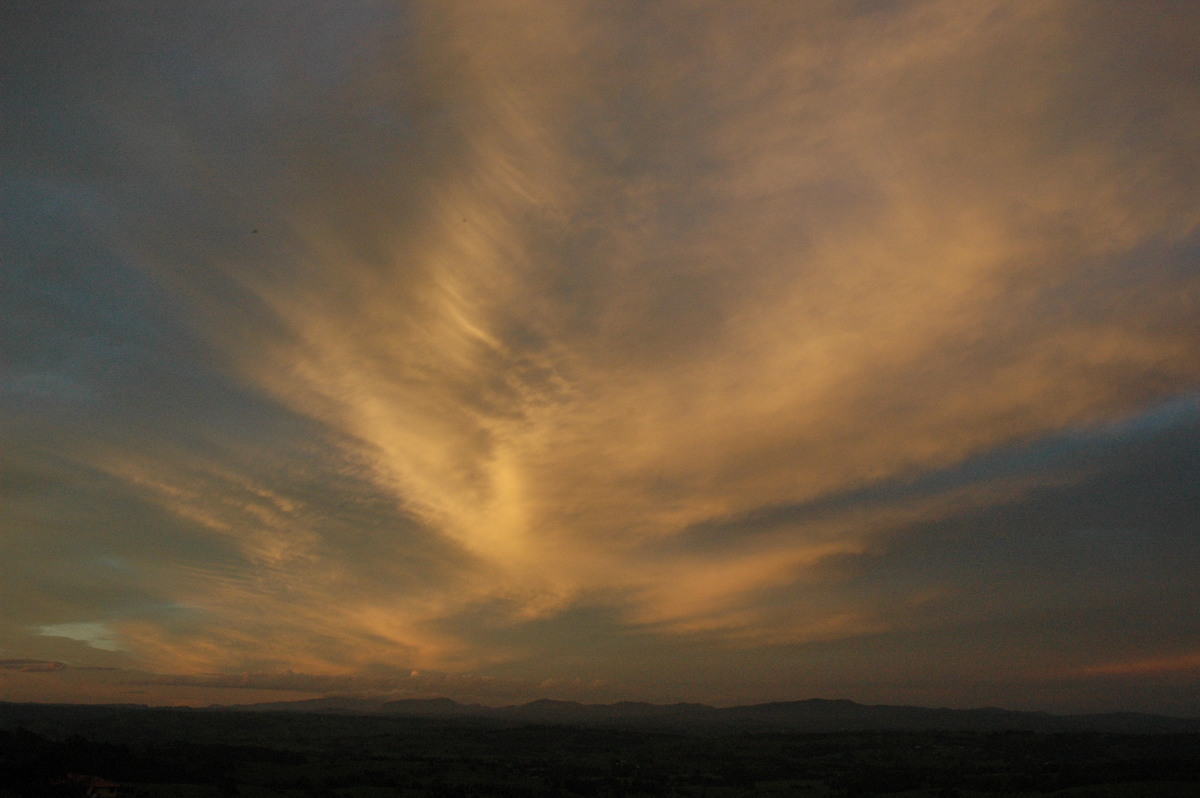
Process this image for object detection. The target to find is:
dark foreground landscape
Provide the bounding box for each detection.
[2,699,1199,797]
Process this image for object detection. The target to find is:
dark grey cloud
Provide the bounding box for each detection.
[0,659,66,673]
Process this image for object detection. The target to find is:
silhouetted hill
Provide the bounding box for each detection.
[378,696,490,716]
[223,695,1200,734]
[5,700,1200,798]
[707,700,1145,733]
[224,695,386,713]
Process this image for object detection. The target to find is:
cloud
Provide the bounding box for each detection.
[2,0,1199,711]
[37,622,127,653]
[0,659,66,673]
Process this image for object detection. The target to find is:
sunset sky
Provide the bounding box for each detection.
[3,1,1199,715]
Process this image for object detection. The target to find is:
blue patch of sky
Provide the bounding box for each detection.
[3,168,318,427]
[670,390,1200,554]
[1,181,169,406]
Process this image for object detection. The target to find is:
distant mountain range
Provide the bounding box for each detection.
[223,696,1200,734]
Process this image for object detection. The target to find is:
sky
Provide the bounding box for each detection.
[2,1,1199,715]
